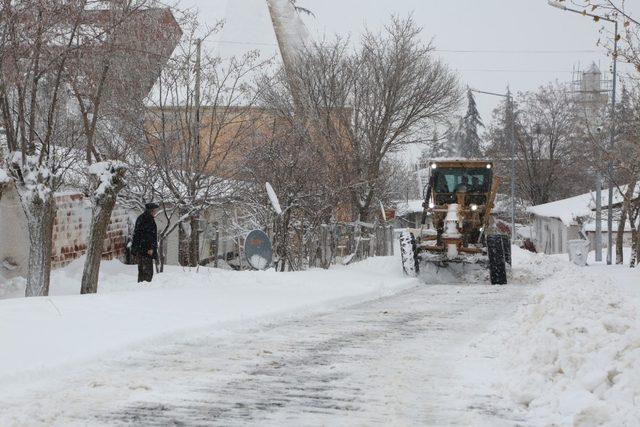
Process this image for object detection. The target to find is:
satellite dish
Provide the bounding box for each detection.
[244,230,273,270]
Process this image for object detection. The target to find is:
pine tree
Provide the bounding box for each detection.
[419,128,447,163]
[459,89,484,158]
[441,120,461,157]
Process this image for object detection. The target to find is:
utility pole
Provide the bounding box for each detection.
[595,172,603,261]
[547,0,619,265]
[606,20,619,265]
[507,88,516,242]
[189,37,202,267]
[469,87,517,241]
[194,37,202,170]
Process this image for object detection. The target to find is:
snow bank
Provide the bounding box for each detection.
[0,255,416,383]
[493,258,640,425]
[0,168,9,183]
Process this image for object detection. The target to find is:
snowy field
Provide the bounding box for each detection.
[0,248,638,426]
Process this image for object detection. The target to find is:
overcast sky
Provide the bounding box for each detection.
[180,0,634,155]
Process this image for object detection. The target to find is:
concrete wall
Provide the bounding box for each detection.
[532,215,571,254]
[0,187,28,280]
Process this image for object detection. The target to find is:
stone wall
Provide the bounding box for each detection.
[51,192,130,269]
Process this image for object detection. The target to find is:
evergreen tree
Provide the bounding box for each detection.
[443,120,461,157]
[459,89,484,157]
[420,128,447,163]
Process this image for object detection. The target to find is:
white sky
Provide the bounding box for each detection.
[179,0,635,155]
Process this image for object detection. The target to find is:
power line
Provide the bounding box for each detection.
[458,68,574,73]
[211,39,600,55]
[435,49,599,54]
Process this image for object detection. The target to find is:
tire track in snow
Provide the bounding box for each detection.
[78,285,531,426]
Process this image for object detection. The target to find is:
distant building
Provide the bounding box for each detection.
[527,184,639,254]
[572,62,610,127]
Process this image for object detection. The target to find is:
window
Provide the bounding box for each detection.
[432,168,493,205]
[433,168,491,194]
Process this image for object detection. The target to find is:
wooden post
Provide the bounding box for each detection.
[213,225,219,268]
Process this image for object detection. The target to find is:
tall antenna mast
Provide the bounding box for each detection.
[265,0,310,79]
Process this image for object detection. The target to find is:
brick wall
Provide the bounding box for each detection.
[51,192,130,269]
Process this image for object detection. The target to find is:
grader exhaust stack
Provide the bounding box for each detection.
[400,159,510,285]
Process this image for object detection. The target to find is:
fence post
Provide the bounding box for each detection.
[386,225,394,256]
[320,224,333,268]
[378,225,385,256]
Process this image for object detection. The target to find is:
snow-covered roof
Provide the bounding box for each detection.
[428,157,491,163]
[395,199,424,216]
[527,183,640,226]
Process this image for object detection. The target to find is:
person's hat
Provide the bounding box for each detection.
[145,202,160,210]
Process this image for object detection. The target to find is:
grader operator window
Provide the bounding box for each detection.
[433,168,492,205]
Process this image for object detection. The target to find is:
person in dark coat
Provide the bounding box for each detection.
[132,202,160,283]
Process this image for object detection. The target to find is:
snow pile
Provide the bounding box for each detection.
[0,254,416,383]
[0,168,9,183]
[496,261,640,425]
[249,254,269,270]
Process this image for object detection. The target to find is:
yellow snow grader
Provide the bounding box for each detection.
[400,159,510,284]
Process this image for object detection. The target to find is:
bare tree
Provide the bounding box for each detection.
[485,83,592,206]
[568,1,640,72]
[240,89,338,271]
[71,5,181,294]
[143,14,268,267]
[289,16,460,222]
[0,1,91,296]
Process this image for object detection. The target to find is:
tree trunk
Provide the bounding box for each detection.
[615,208,627,265]
[630,209,639,268]
[630,230,637,268]
[319,224,334,269]
[616,181,637,265]
[157,236,166,272]
[80,194,117,294]
[189,215,200,267]
[24,192,56,297]
[178,221,189,266]
[80,164,126,294]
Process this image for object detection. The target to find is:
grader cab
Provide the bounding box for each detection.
[400,159,510,285]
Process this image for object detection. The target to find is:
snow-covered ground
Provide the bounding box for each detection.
[1,247,638,425]
[0,256,416,384]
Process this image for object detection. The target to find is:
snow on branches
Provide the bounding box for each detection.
[87,160,128,199]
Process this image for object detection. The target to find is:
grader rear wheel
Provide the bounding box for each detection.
[487,235,507,285]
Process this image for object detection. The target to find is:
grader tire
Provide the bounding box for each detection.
[487,235,507,285]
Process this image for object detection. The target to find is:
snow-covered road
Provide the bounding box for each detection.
[0,283,529,426]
